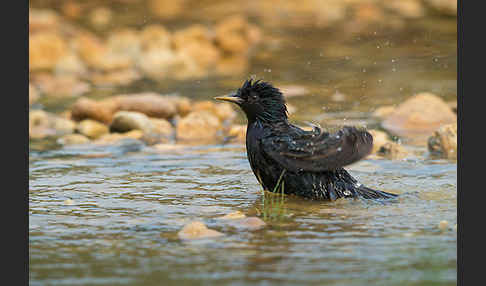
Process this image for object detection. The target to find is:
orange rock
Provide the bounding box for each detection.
[114,93,179,119]
[29,32,67,71]
[29,9,60,33]
[368,129,391,154]
[73,32,132,71]
[76,119,109,139]
[176,111,223,141]
[106,28,141,61]
[382,93,456,138]
[32,74,90,98]
[377,142,409,160]
[177,221,224,240]
[71,97,120,124]
[148,0,186,19]
[57,134,90,145]
[428,123,457,159]
[192,101,236,122]
[215,15,262,55]
[140,24,172,51]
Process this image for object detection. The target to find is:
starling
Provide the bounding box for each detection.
[215,79,397,200]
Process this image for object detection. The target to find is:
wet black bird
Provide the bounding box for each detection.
[215,79,397,200]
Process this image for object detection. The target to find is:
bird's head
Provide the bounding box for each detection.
[215,79,288,123]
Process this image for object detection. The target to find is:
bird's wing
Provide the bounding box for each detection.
[261,126,373,173]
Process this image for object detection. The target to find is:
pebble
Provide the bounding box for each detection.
[63,199,75,206]
[57,134,90,145]
[76,119,109,139]
[438,220,449,231]
[110,111,154,134]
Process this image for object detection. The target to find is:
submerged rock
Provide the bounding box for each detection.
[76,119,109,139]
[230,217,266,230]
[177,221,224,240]
[218,211,246,220]
[427,123,457,159]
[381,92,456,139]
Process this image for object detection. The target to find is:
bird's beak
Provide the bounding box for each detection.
[214,94,243,104]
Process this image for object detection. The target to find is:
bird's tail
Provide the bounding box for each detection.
[355,185,398,200]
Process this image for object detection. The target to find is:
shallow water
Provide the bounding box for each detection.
[29,9,456,286]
